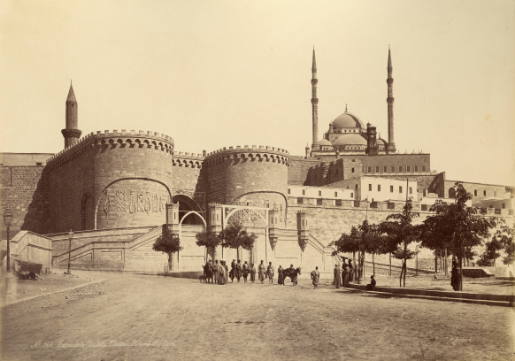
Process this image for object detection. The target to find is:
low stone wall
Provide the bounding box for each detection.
[9,231,53,273]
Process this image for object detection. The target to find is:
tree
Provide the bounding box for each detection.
[332,220,383,283]
[379,200,420,287]
[422,183,495,290]
[218,221,257,260]
[153,226,182,272]
[195,230,221,260]
[478,219,514,266]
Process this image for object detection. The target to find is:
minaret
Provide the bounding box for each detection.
[386,48,396,153]
[311,48,319,149]
[61,83,82,148]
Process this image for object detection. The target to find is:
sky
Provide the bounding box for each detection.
[0,0,514,185]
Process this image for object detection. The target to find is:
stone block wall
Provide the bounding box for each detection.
[0,165,49,238]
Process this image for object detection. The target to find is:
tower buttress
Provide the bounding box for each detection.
[386,48,396,153]
[311,48,319,149]
[61,83,82,149]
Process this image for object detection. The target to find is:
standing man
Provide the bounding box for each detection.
[266,261,274,284]
[236,260,242,282]
[348,259,354,283]
[258,260,266,284]
[250,263,256,283]
[334,263,342,289]
[342,261,348,286]
[242,261,249,283]
[310,266,320,288]
[277,265,284,285]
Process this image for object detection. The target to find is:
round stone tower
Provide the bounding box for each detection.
[203,145,289,211]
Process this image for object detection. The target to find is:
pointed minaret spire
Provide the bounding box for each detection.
[386,47,396,153]
[311,47,319,150]
[61,82,81,149]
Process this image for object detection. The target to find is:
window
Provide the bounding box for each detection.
[474,190,477,196]
[390,185,394,193]
[384,166,387,172]
[36,162,43,166]
[370,201,378,209]
[288,188,291,195]
[409,187,413,194]
[352,159,355,162]
[351,167,355,173]
[423,189,427,196]
[502,203,505,209]
[422,166,426,172]
[399,166,403,172]
[377,184,381,192]
[316,199,323,206]
[334,191,338,197]
[415,166,418,172]
[399,186,403,193]
[297,198,303,204]
[407,166,411,172]
[335,199,342,206]
[350,192,354,198]
[391,166,395,172]
[376,166,379,172]
[483,190,487,196]
[368,184,372,191]
[387,202,395,210]
[368,166,372,172]
[318,190,322,196]
[355,184,358,190]
[421,204,428,211]
[302,189,306,195]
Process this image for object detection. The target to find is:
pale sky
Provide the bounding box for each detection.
[1,0,514,185]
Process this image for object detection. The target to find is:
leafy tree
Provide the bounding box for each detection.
[422,183,495,290]
[218,221,257,260]
[379,200,421,287]
[195,230,221,260]
[332,220,383,283]
[153,226,182,272]
[478,219,514,266]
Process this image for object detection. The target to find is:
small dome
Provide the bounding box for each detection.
[332,112,364,129]
[318,138,332,146]
[331,134,367,146]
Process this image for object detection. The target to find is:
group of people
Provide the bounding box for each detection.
[332,258,355,288]
[333,258,376,290]
[202,259,301,286]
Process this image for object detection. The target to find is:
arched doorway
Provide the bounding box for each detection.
[448,187,456,199]
[81,193,94,230]
[172,195,204,225]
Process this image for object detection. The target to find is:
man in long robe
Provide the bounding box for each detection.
[334,264,342,288]
[310,266,320,288]
[258,260,266,284]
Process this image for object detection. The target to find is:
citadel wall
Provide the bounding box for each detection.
[45,130,174,232]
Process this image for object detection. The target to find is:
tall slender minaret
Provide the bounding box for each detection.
[311,48,319,149]
[386,48,396,153]
[61,82,82,148]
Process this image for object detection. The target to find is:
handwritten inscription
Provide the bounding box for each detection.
[102,189,170,216]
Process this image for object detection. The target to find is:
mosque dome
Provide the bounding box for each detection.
[331,112,364,129]
[331,133,367,146]
[318,138,332,146]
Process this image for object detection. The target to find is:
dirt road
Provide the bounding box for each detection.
[2,272,513,361]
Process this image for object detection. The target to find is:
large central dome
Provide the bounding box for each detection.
[332,112,364,129]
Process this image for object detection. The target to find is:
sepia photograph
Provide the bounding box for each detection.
[1,1,514,360]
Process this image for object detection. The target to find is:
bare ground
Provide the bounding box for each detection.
[2,272,513,361]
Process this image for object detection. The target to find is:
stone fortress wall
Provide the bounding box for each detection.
[40,130,175,233]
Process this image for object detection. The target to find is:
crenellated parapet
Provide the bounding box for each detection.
[203,145,289,167]
[46,129,174,170]
[172,151,204,168]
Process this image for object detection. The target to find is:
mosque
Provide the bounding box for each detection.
[1,49,513,274]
